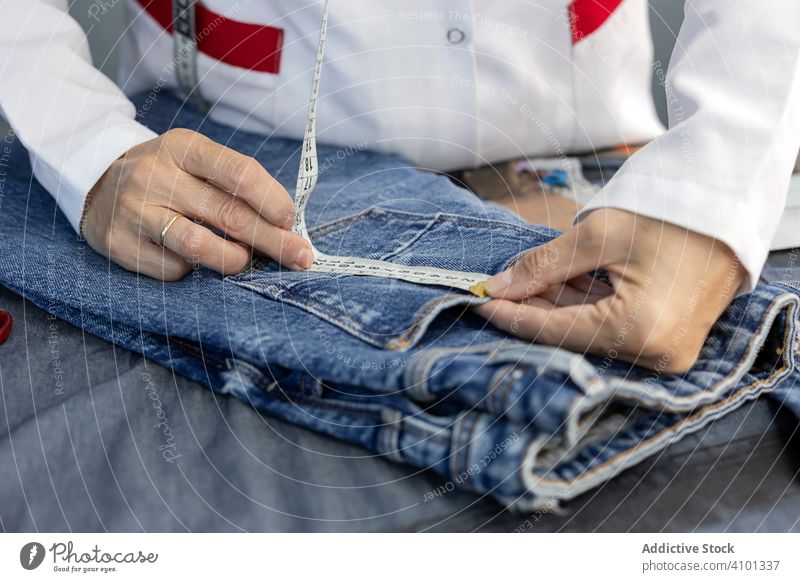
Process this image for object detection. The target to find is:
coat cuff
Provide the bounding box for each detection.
[575,171,769,295]
[36,121,158,235]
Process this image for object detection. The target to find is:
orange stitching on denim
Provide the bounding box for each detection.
[386,294,468,350]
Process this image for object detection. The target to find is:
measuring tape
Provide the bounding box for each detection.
[171,0,491,296]
[292,0,490,297]
[173,0,209,112]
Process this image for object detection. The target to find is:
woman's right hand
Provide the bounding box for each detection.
[81,128,313,280]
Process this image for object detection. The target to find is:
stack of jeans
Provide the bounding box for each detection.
[1,93,798,511]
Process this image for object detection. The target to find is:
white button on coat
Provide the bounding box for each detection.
[447,28,465,44]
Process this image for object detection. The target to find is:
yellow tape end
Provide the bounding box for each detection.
[387,337,413,351]
[468,281,489,298]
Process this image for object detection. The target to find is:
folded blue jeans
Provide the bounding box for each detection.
[1,93,798,511]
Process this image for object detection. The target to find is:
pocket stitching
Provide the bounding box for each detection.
[226,206,552,348]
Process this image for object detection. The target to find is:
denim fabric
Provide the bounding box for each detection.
[0,92,798,511]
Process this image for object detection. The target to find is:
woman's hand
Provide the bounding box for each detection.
[81,128,312,280]
[475,209,745,373]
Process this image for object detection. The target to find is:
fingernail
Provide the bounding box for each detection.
[295,247,311,269]
[485,269,512,296]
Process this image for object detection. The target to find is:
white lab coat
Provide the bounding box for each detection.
[1,0,799,291]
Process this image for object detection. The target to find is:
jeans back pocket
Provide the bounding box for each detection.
[227,207,555,349]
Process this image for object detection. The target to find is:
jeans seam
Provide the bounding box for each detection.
[407,351,437,401]
[488,365,515,416]
[500,365,521,416]
[532,353,797,489]
[383,409,403,462]
[312,205,555,242]
[448,414,467,478]
[225,357,279,394]
[598,296,798,411]
[385,294,469,350]
[229,209,380,279]
[376,215,440,262]
[456,413,481,478]
[285,391,385,422]
[169,336,227,367]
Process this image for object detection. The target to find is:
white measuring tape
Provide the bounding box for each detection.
[172,0,490,296]
[173,0,209,112]
[292,0,490,297]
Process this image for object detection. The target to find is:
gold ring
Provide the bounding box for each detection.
[159,214,182,248]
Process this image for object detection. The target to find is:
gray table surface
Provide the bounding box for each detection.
[1,251,799,532]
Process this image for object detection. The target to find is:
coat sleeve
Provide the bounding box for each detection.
[0,0,157,233]
[575,0,800,293]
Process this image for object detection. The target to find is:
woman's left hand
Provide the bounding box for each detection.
[474,209,745,373]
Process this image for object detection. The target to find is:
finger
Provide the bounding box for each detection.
[474,298,612,355]
[485,228,608,301]
[109,232,192,281]
[163,129,295,228]
[153,213,253,276]
[539,283,605,307]
[169,174,312,269]
[566,274,614,297]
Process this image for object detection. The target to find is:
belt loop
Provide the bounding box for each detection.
[173,0,210,112]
